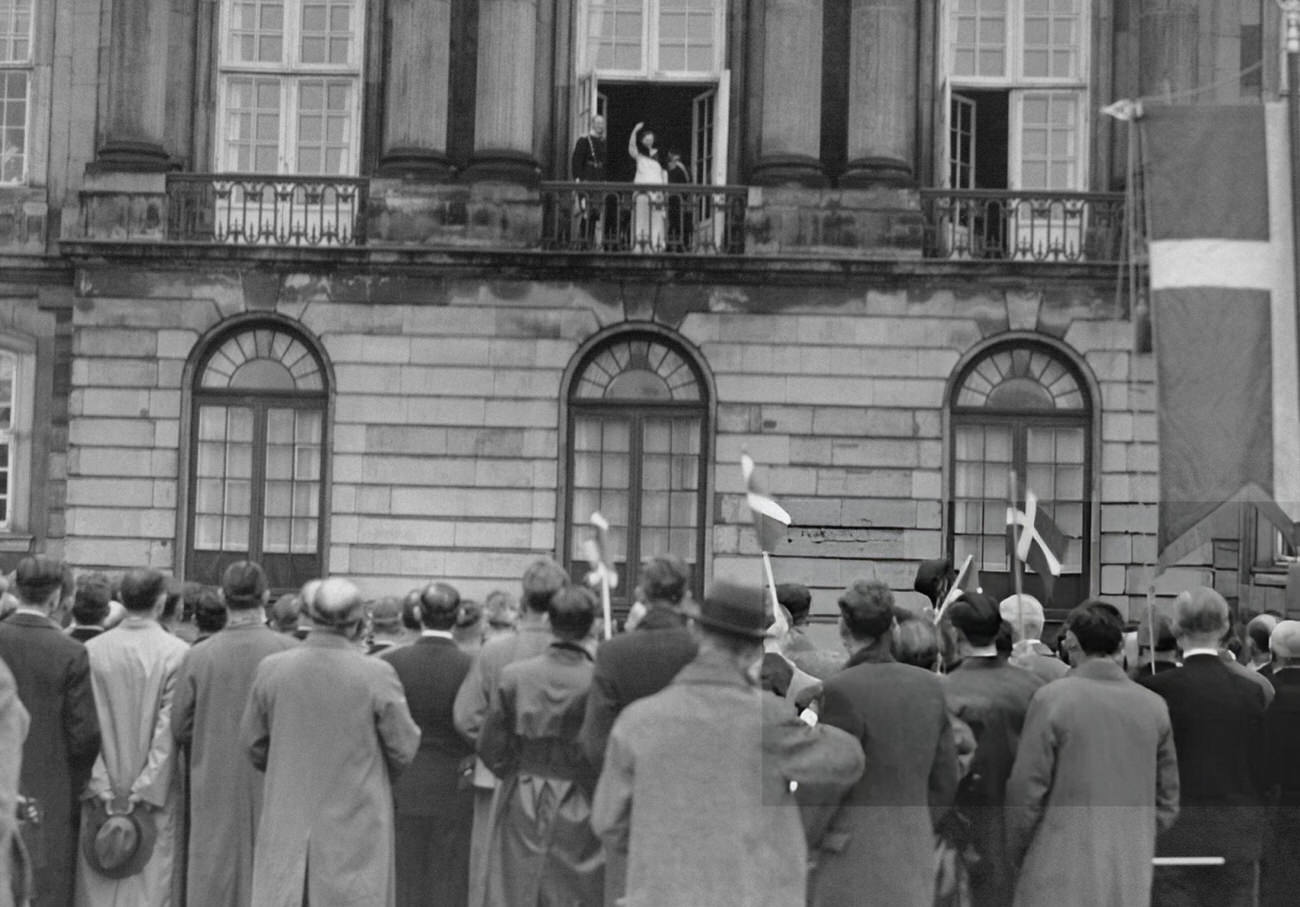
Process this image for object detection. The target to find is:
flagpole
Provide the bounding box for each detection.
[1009,469,1026,644]
[1146,565,1157,676]
[762,551,781,621]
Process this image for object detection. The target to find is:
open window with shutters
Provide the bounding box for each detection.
[185,320,330,591]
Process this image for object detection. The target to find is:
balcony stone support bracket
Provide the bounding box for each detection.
[464,0,541,184]
[90,0,172,172]
[841,0,916,187]
[751,0,827,187]
[379,0,454,179]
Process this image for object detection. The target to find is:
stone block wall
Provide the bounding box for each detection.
[63,262,1178,619]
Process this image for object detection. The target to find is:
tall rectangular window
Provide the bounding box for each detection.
[217,0,362,174]
[0,351,16,527]
[583,0,721,77]
[0,0,32,184]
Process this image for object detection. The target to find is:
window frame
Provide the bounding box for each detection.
[0,0,34,185]
[180,317,333,591]
[0,335,35,536]
[944,336,1098,608]
[214,0,365,175]
[559,326,714,610]
[579,0,726,80]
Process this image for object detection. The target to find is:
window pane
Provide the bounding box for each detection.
[588,0,643,71]
[951,0,1006,78]
[0,71,28,184]
[224,77,281,173]
[227,0,283,63]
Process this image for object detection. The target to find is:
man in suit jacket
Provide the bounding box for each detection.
[1140,587,1269,907]
[1008,600,1179,907]
[381,582,476,907]
[942,592,1044,907]
[1262,620,1300,906]
[808,579,960,907]
[591,580,864,907]
[0,555,100,907]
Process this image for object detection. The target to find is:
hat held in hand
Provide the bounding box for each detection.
[81,796,157,879]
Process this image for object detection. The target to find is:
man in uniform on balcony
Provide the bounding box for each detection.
[571,115,608,249]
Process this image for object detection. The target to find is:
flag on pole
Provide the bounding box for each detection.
[1142,102,1299,565]
[1006,491,1068,604]
[740,453,792,553]
[936,553,981,621]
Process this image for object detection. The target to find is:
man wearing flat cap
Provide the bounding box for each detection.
[172,560,295,907]
[241,577,420,907]
[592,580,864,907]
[807,579,960,907]
[1262,620,1300,906]
[0,555,100,907]
[941,592,1043,907]
[380,582,476,907]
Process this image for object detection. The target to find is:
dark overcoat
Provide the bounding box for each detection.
[808,643,960,907]
[1263,669,1300,906]
[0,612,100,907]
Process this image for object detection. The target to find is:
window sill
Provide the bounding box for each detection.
[0,534,35,554]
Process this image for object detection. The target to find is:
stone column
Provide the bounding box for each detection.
[1139,0,1198,98]
[842,0,916,186]
[379,0,453,177]
[751,0,825,186]
[463,0,539,182]
[94,0,171,170]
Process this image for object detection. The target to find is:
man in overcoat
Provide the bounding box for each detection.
[0,555,100,907]
[941,592,1044,907]
[1139,587,1269,907]
[1261,620,1300,907]
[0,657,29,907]
[172,560,295,907]
[1007,600,1180,907]
[241,577,420,907]
[807,579,960,907]
[591,580,865,907]
[381,582,476,907]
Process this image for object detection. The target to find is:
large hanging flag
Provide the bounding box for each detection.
[1142,102,1299,564]
[1006,490,1068,604]
[740,453,792,552]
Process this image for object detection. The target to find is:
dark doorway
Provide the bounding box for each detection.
[963,89,1010,189]
[600,82,712,183]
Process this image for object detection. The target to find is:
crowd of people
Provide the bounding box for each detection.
[0,549,1298,907]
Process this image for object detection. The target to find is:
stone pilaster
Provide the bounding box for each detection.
[379,0,454,178]
[1139,0,1199,98]
[463,0,539,183]
[751,0,825,187]
[841,0,916,187]
[93,0,171,171]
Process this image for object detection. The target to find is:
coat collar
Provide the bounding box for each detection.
[638,604,687,631]
[1071,657,1129,682]
[953,654,1008,672]
[549,639,595,662]
[2,611,58,631]
[302,629,358,650]
[674,648,756,689]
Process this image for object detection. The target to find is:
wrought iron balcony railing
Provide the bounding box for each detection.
[168,173,367,246]
[539,181,748,255]
[920,189,1127,263]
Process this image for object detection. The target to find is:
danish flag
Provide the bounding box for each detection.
[1006,490,1069,604]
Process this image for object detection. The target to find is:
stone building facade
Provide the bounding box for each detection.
[0,0,1288,622]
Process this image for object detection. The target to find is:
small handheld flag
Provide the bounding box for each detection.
[583,511,616,640]
[936,554,981,621]
[1006,490,1069,604]
[741,453,792,553]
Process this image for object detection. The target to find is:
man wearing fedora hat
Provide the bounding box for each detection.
[0,555,100,907]
[241,577,420,907]
[77,568,190,907]
[172,560,295,907]
[807,579,960,907]
[591,580,864,907]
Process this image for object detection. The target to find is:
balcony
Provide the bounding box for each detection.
[67,173,1128,267]
[920,189,1127,263]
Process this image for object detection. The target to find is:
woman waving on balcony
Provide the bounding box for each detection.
[629,123,666,252]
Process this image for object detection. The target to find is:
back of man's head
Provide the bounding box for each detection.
[267,592,301,634]
[998,593,1045,642]
[1173,587,1230,645]
[520,558,569,613]
[640,555,689,606]
[1247,613,1280,655]
[367,596,405,635]
[1066,599,1125,657]
[776,583,812,626]
[838,579,895,641]
[549,586,597,641]
[194,587,228,634]
[418,582,461,631]
[1138,611,1178,653]
[15,555,66,608]
[947,592,1003,648]
[119,568,170,614]
[222,560,268,611]
[72,573,113,626]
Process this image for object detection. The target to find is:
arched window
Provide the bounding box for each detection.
[187,320,329,590]
[948,340,1093,611]
[564,329,710,606]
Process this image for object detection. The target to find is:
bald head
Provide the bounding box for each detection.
[1247,613,1280,661]
[306,577,365,633]
[999,593,1045,642]
[1173,586,1231,649]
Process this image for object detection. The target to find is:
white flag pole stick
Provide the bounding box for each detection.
[590,512,614,640]
[1147,565,1157,676]
[762,550,780,621]
[1010,470,1026,644]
